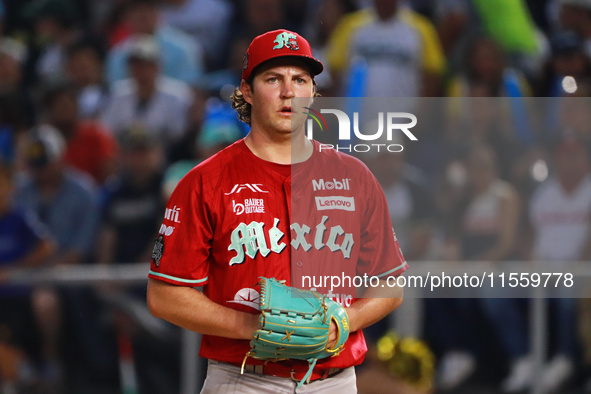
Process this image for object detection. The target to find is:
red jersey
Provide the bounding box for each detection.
[149,139,408,369]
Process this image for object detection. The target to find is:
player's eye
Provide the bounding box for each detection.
[296,77,307,84]
[267,77,278,83]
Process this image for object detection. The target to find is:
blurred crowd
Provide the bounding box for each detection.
[0,0,590,393]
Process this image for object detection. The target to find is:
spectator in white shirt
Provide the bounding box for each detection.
[159,0,234,69]
[101,35,193,155]
[484,138,590,393]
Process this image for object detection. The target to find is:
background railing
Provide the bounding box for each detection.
[4,261,590,394]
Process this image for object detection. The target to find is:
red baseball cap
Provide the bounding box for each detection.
[241,29,324,81]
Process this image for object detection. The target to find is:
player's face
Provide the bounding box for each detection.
[242,59,314,137]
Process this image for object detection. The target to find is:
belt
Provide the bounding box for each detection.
[240,363,343,384]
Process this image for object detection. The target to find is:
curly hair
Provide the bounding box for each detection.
[231,86,252,126]
[231,83,321,126]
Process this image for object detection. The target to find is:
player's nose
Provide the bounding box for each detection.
[280,81,296,99]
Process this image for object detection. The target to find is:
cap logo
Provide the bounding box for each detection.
[273,32,299,51]
[242,52,249,71]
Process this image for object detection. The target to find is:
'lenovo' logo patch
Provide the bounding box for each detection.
[315,196,355,211]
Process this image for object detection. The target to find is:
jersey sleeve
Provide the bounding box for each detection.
[148,169,212,287]
[356,169,408,278]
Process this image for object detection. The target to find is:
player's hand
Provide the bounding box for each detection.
[327,320,337,349]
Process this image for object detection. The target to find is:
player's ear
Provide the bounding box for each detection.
[309,79,316,105]
[312,77,319,97]
[241,79,254,105]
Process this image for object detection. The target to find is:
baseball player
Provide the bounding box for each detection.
[147,29,408,393]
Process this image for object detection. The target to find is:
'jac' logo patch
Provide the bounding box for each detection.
[225,184,269,195]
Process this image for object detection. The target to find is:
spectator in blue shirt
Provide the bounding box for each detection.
[0,162,53,393]
[0,0,4,34]
[14,125,113,390]
[16,126,99,263]
[105,0,204,86]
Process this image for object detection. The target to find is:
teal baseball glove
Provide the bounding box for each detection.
[242,277,350,387]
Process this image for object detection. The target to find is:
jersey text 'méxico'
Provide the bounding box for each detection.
[149,139,408,368]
